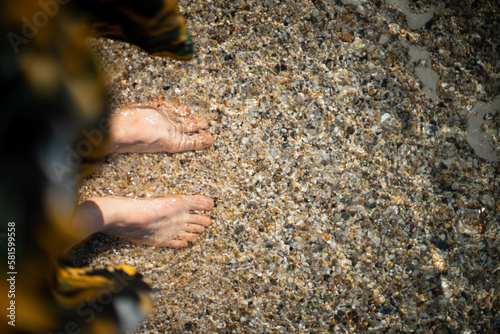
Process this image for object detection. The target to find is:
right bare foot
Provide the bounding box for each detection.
[110,101,213,153]
[74,195,214,248]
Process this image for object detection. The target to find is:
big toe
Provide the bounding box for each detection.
[189,195,215,211]
[177,132,213,152]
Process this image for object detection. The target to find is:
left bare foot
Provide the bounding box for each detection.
[74,195,214,248]
[110,101,213,153]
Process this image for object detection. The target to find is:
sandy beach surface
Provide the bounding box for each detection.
[73,0,499,332]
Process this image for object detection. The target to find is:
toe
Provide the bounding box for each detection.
[187,132,213,150]
[180,117,209,132]
[168,133,212,153]
[189,195,215,211]
[180,232,198,243]
[158,100,191,116]
[176,105,192,117]
[189,215,211,227]
[186,223,205,234]
[164,239,188,248]
[162,100,180,108]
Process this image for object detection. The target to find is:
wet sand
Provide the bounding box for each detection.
[74,1,499,332]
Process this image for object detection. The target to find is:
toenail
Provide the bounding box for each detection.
[202,133,213,142]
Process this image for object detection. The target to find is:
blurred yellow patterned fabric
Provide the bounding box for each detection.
[0,1,193,333]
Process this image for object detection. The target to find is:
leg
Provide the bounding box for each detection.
[79,0,195,60]
[110,101,213,153]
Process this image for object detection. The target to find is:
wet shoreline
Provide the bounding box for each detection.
[74,1,499,332]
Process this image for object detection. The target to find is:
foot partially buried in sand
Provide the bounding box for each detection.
[110,100,213,153]
[78,195,214,248]
[73,101,215,249]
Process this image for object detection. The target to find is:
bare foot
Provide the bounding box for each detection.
[110,101,213,153]
[73,195,214,248]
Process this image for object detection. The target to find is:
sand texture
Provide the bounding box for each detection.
[73,0,500,332]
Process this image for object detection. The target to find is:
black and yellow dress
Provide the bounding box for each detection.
[0,1,193,333]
